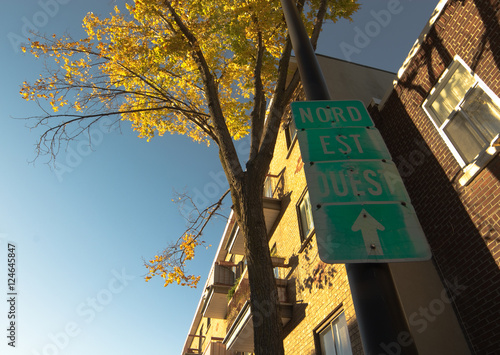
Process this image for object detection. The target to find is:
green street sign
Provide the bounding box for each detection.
[291,100,373,129]
[292,99,432,263]
[297,126,392,162]
[304,160,411,205]
[313,203,432,263]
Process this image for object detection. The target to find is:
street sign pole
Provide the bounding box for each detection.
[280,0,419,353]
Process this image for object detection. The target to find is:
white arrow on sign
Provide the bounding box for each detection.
[351,209,385,255]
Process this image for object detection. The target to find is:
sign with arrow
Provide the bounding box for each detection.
[292,100,432,263]
[313,203,431,262]
[351,209,385,256]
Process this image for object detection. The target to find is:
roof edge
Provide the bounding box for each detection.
[378,0,450,110]
[314,52,396,75]
[180,211,236,354]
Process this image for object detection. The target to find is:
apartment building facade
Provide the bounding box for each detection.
[181,0,499,353]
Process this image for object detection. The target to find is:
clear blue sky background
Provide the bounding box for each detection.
[0,1,438,354]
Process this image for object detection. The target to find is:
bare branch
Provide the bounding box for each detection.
[144,189,230,287]
[174,188,231,245]
[22,103,213,162]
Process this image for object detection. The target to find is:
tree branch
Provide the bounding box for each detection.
[144,188,230,287]
[162,0,244,186]
[249,26,266,162]
[252,34,294,175]
[25,104,215,161]
[310,0,328,50]
[252,0,329,175]
[178,188,231,245]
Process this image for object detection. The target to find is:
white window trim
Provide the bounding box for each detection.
[422,55,500,185]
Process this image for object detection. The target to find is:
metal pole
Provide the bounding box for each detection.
[280,0,418,353]
[280,0,330,101]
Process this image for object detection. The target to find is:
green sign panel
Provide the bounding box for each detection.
[304,160,410,205]
[291,100,373,130]
[291,99,432,263]
[313,203,432,263]
[297,126,391,162]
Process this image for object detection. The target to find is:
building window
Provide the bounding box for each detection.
[270,244,280,278]
[285,117,297,150]
[315,311,353,355]
[423,56,500,171]
[263,175,274,198]
[297,190,314,242]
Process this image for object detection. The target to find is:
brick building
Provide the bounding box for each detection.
[370,0,500,353]
[181,0,499,354]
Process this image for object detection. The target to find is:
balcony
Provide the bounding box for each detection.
[185,339,227,355]
[201,264,235,319]
[225,197,282,255]
[222,270,292,353]
[202,340,228,355]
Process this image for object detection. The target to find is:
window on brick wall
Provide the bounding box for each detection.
[423,56,500,184]
[297,190,314,243]
[315,311,353,355]
[263,175,274,198]
[285,117,297,151]
[270,243,280,278]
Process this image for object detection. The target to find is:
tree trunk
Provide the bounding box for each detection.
[233,169,285,355]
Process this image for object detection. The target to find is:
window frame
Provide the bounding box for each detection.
[422,56,500,185]
[270,243,280,279]
[296,189,315,245]
[314,308,353,355]
[263,175,274,198]
[284,117,298,158]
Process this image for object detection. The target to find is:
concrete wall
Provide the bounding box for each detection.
[318,54,395,105]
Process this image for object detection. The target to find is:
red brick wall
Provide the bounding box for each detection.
[371,1,500,353]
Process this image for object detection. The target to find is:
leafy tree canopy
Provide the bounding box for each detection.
[21,0,358,149]
[20,0,359,288]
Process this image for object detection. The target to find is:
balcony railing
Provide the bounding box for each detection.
[202,340,228,355]
[201,264,235,319]
[223,268,292,353]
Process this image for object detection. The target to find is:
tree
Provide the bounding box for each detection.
[20,0,359,353]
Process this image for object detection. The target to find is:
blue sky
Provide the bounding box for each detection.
[0,1,438,354]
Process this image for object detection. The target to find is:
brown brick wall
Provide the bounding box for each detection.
[372,1,500,353]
